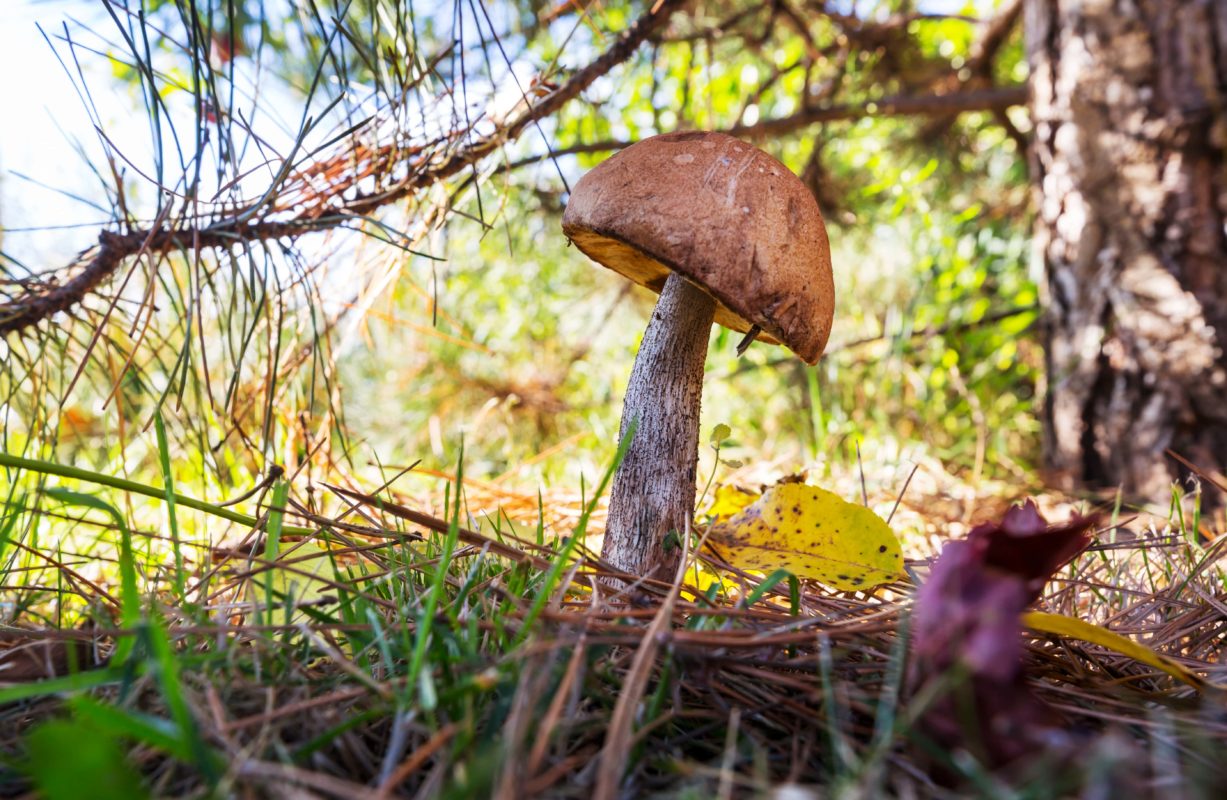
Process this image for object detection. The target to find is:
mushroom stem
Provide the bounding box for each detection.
[603,272,717,583]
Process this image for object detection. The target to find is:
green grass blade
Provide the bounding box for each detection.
[145,613,222,783]
[0,451,312,536]
[153,411,186,602]
[260,479,290,628]
[23,717,149,800]
[515,427,632,648]
[44,488,140,663]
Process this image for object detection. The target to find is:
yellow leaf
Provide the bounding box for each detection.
[1023,611,1220,692]
[707,483,903,592]
[681,562,731,600]
[702,484,761,523]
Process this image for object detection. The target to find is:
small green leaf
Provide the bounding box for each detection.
[69,697,192,762]
[24,719,149,800]
[710,423,732,447]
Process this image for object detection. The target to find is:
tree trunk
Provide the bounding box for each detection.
[602,274,715,584]
[1027,0,1227,504]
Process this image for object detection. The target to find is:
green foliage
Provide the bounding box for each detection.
[23,717,149,800]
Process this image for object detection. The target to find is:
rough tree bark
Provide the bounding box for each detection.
[1027,0,1227,502]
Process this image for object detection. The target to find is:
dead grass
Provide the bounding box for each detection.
[0,472,1225,799]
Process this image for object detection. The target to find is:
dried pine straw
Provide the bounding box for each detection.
[1,479,1225,798]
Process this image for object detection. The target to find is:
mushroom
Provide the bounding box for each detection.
[562,131,835,583]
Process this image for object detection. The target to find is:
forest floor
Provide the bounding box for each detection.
[1,457,1225,799]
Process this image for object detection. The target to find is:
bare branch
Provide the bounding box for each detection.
[729,86,1027,139]
[919,0,1025,138]
[725,303,1040,378]
[493,84,1028,175]
[968,0,1024,76]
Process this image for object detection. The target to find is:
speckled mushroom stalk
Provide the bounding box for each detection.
[602,273,716,581]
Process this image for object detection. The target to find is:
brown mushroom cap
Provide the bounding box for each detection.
[562,131,835,364]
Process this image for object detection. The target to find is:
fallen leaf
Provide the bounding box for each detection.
[707,483,903,592]
[1023,611,1218,692]
[909,500,1096,767]
[702,484,760,523]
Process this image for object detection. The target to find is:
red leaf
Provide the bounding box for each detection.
[909,501,1096,768]
[971,499,1095,601]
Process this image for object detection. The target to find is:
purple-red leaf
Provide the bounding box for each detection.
[909,501,1096,768]
[972,500,1094,602]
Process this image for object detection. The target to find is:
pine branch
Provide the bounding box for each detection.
[0,0,687,337]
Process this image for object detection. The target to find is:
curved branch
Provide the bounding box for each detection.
[968,0,1024,75]
[729,85,1027,139]
[1,0,687,337]
[494,85,1028,174]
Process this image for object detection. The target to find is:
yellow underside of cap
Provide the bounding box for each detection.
[566,229,783,346]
